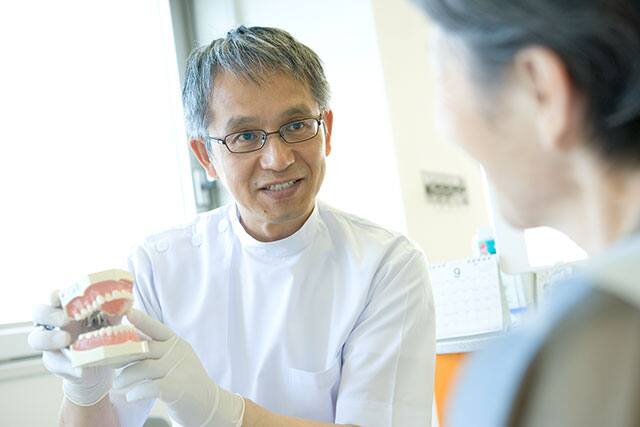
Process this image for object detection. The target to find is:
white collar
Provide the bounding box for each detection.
[228,202,321,258]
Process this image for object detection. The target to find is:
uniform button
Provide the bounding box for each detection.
[218,219,228,233]
[155,240,169,253]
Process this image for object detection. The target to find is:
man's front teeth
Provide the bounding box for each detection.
[268,180,296,191]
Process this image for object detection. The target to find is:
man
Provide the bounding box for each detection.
[29,26,434,426]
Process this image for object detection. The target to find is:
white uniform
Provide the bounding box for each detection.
[112,201,435,426]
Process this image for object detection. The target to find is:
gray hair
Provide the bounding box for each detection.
[414,0,640,167]
[182,25,331,140]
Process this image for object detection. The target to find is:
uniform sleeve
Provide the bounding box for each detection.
[106,244,161,427]
[334,245,436,427]
[128,243,164,321]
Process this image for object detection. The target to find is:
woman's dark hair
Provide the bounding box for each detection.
[414,0,640,167]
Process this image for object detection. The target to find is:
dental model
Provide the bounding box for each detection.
[59,269,148,368]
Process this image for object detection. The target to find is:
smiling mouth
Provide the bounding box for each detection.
[261,179,303,192]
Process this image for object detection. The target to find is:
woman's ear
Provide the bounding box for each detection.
[514,47,581,153]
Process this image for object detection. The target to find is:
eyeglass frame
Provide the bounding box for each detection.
[204,114,326,154]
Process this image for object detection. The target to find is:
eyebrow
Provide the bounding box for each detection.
[225,116,259,132]
[278,104,316,119]
[223,104,317,133]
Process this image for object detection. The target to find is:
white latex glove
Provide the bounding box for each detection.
[113,309,245,427]
[27,291,114,406]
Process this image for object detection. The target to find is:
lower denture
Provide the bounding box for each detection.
[72,327,141,351]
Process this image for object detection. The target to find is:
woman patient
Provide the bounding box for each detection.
[413,0,640,426]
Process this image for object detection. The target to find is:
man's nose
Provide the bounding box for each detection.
[259,133,295,171]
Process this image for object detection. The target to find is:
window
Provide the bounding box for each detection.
[0,0,194,327]
[483,174,587,274]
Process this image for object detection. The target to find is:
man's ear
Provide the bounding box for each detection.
[323,110,334,157]
[514,47,580,153]
[189,139,219,179]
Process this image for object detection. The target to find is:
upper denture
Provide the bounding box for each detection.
[66,279,134,320]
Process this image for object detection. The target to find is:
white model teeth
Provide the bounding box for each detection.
[105,290,125,302]
[71,290,134,321]
[267,180,296,191]
[77,324,136,341]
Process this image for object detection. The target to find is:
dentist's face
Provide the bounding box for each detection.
[191,71,333,237]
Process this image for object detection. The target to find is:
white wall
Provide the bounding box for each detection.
[369,0,491,261]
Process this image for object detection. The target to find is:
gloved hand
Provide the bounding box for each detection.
[113,309,245,427]
[27,291,114,406]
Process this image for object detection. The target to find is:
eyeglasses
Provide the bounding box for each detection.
[205,115,325,154]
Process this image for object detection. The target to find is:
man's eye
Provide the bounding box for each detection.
[286,121,306,132]
[229,132,258,145]
[239,132,257,141]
